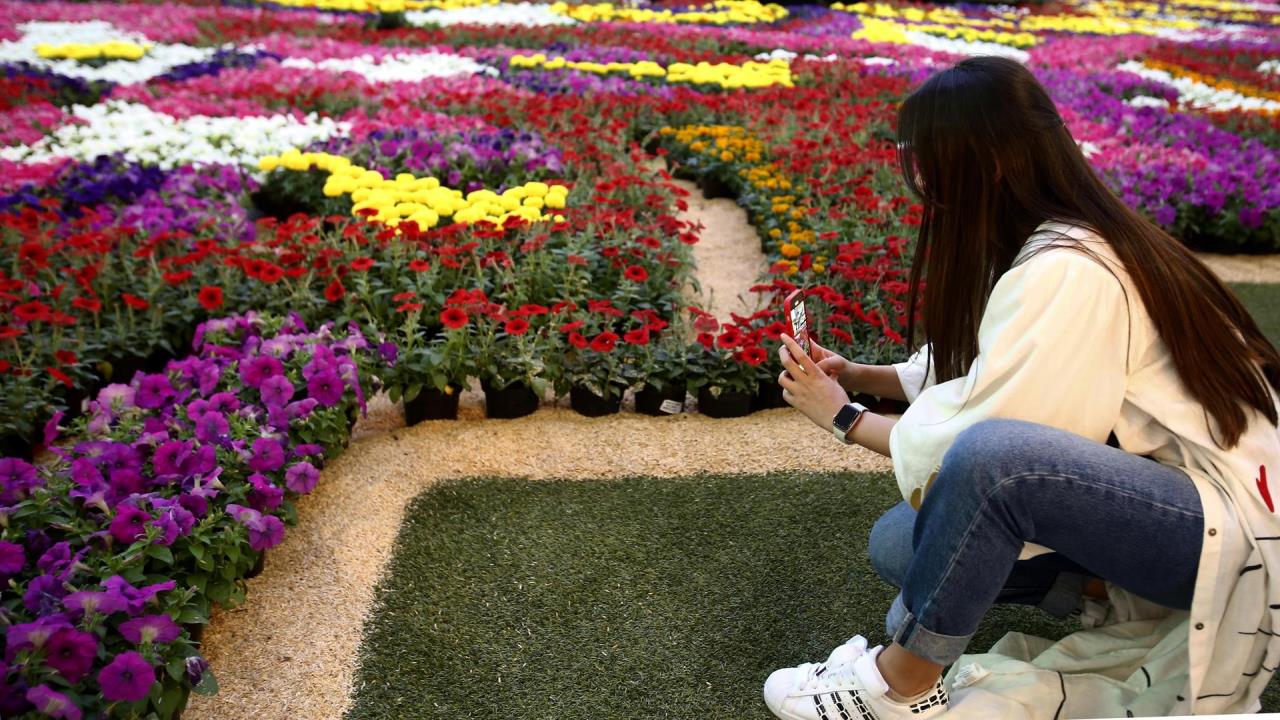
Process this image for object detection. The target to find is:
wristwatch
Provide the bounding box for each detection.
[832,402,869,445]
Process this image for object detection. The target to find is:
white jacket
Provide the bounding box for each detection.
[888,221,1280,717]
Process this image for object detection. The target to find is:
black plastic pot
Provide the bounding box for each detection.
[697,387,754,418]
[0,433,33,461]
[751,379,787,411]
[403,387,460,424]
[569,385,624,417]
[635,382,685,416]
[698,173,735,200]
[481,379,540,419]
[244,551,266,579]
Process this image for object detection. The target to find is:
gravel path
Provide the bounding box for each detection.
[1196,252,1280,284]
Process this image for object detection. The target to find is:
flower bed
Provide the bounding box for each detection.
[1,0,1279,714]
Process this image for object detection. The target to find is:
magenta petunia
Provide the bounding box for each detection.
[247,473,284,511]
[248,437,285,473]
[119,614,181,645]
[226,504,285,551]
[259,374,295,408]
[25,685,81,720]
[5,615,70,658]
[0,541,24,576]
[43,629,97,683]
[0,457,41,504]
[133,374,174,410]
[108,505,152,545]
[98,651,155,703]
[193,412,229,444]
[284,462,319,494]
[239,355,284,389]
[306,369,344,407]
[151,439,194,478]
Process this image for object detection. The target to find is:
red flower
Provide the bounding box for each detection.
[397,302,424,314]
[162,270,193,285]
[54,350,77,365]
[559,320,585,333]
[566,255,588,266]
[121,294,149,310]
[197,286,224,311]
[47,367,72,388]
[72,297,101,313]
[0,359,9,374]
[505,318,530,336]
[589,331,619,353]
[259,263,285,284]
[623,327,650,346]
[0,326,23,340]
[409,259,431,272]
[737,346,768,366]
[568,331,588,349]
[519,304,549,316]
[392,291,417,303]
[716,327,743,349]
[441,307,468,329]
[623,265,649,283]
[696,332,715,349]
[350,257,375,271]
[324,279,346,303]
[13,302,50,323]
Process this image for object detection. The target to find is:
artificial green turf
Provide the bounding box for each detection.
[1230,282,1280,345]
[347,472,1078,720]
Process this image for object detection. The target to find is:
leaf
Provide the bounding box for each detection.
[157,680,188,716]
[146,545,174,564]
[193,668,220,697]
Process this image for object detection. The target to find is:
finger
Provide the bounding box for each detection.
[780,334,811,374]
[778,344,803,378]
[782,333,820,375]
[778,369,796,390]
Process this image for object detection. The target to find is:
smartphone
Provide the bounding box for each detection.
[784,289,813,360]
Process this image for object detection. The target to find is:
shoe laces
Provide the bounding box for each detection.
[792,635,870,692]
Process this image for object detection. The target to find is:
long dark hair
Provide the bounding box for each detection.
[896,55,1278,449]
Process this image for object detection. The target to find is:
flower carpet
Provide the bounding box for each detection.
[0,0,1279,717]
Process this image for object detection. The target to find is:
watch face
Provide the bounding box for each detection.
[834,404,859,429]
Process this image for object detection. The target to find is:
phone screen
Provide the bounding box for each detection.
[788,295,810,357]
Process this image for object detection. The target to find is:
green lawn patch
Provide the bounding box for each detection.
[1230,282,1280,345]
[348,473,1077,720]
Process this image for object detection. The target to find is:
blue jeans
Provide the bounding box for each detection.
[872,418,1203,666]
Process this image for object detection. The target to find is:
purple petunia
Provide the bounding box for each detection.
[248,437,286,473]
[119,614,181,645]
[101,576,176,615]
[194,411,230,444]
[247,473,284,511]
[133,374,174,410]
[239,355,284,389]
[63,590,128,619]
[0,541,24,577]
[98,651,155,703]
[307,370,345,407]
[284,462,320,494]
[25,686,81,720]
[108,505,151,545]
[0,458,41,504]
[225,503,285,551]
[5,615,70,659]
[36,542,71,574]
[43,629,97,683]
[185,656,210,688]
[23,574,68,615]
[259,373,295,408]
[152,439,194,478]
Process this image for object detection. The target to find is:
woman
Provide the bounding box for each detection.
[766,56,1280,720]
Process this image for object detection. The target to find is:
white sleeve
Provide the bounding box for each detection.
[893,344,935,404]
[888,250,1130,510]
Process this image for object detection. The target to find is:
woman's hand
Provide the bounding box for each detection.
[778,334,852,432]
[810,339,860,392]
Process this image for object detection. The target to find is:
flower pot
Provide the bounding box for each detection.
[635,382,685,416]
[698,173,734,200]
[751,379,787,411]
[0,433,33,461]
[569,384,624,417]
[403,387,460,424]
[697,387,754,418]
[481,379,539,419]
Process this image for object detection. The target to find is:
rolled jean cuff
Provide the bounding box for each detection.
[888,594,973,666]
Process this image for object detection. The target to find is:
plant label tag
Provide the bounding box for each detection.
[659,399,683,414]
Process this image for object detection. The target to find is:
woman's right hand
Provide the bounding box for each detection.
[810,340,861,392]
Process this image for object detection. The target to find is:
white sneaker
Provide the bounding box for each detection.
[763,643,950,720]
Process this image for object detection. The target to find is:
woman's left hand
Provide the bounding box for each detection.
[778,334,851,431]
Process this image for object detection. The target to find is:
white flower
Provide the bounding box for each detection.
[1117,60,1280,113]
[862,57,897,66]
[279,52,497,83]
[0,21,221,84]
[1126,95,1170,109]
[0,101,349,172]
[1260,59,1280,76]
[405,3,577,27]
[902,31,1030,63]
